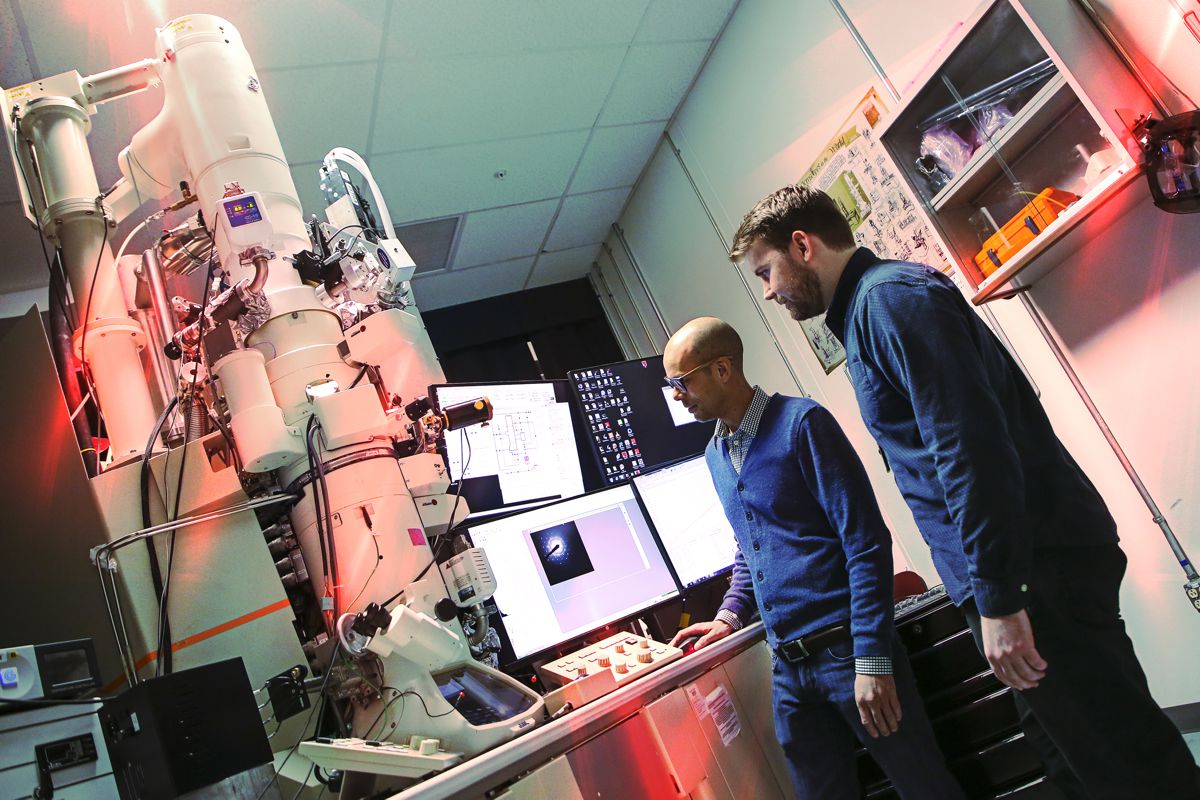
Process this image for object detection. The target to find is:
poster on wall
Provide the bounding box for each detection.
[797,89,950,373]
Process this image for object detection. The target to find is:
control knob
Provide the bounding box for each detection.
[637,650,653,664]
[598,654,611,667]
[614,659,628,674]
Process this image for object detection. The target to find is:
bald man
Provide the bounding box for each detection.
[665,317,963,800]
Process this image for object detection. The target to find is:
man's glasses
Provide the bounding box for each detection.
[664,357,724,393]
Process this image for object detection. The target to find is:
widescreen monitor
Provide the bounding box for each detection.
[568,356,712,485]
[430,380,596,517]
[633,456,738,589]
[467,484,679,663]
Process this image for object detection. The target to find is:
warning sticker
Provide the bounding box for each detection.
[706,684,741,746]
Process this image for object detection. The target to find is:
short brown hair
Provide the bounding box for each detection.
[729,185,855,261]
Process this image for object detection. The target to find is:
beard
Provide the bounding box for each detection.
[781,260,825,321]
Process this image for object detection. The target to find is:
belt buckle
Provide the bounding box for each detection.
[781,638,810,662]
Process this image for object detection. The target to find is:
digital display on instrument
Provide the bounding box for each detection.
[223,196,263,227]
[468,485,678,663]
[430,380,597,517]
[633,456,737,589]
[568,356,712,485]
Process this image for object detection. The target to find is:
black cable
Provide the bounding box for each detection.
[154,238,218,676]
[445,427,471,533]
[305,417,331,583]
[77,212,110,393]
[254,649,340,800]
[309,420,340,618]
[139,394,178,678]
[349,365,369,389]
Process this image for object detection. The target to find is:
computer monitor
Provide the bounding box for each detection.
[568,356,713,485]
[633,456,738,589]
[467,484,679,663]
[429,380,596,516]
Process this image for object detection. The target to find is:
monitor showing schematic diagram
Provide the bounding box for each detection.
[568,356,713,485]
[467,484,679,662]
[633,455,738,589]
[430,381,594,517]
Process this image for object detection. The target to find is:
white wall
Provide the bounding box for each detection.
[599,0,1200,708]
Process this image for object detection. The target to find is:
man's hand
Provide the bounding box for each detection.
[669,619,733,650]
[981,608,1046,690]
[855,674,902,738]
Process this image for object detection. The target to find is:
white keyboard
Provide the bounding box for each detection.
[539,632,683,689]
[299,737,462,779]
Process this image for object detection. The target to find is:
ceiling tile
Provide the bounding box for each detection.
[635,0,735,43]
[410,257,534,311]
[545,188,628,251]
[387,0,650,57]
[452,199,559,269]
[599,41,710,125]
[372,48,625,152]
[370,131,588,222]
[260,63,375,164]
[526,244,601,289]
[0,1,33,88]
[571,122,663,194]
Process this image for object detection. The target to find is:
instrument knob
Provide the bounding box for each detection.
[638,639,650,649]
[637,651,653,664]
[598,654,611,667]
[575,666,588,677]
[614,659,628,674]
[615,643,625,654]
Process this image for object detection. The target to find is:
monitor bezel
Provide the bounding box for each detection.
[465,481,682,668]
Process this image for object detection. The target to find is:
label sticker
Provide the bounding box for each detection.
[408,528,426,546]
[706,684,741,746]
[685,683,708,720]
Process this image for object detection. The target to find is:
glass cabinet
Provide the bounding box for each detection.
[877,0,1156,301]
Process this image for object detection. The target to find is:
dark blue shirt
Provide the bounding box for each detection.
[825,248,1117,616]
[710,394,894,659]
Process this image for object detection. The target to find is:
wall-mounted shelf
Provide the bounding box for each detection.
[971,163,1142,304]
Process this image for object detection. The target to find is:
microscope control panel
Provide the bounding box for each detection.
[538,632,683,690]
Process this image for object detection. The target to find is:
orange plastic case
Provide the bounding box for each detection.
[974,187,1080,277]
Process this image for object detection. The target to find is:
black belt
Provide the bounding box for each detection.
[777,621,852,663]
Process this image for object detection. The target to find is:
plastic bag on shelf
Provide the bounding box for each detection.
[920,124,975,179]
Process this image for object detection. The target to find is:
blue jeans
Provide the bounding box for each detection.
[771,633,965,800]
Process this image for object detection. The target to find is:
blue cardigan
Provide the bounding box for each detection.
[709,395,894,659]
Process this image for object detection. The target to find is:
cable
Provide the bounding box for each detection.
[346,509,382,612]
[445,427,472,533]
[254,649,341,800]
[138,394,178,680]
[349,365,369,388]
[156,246,217,676]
